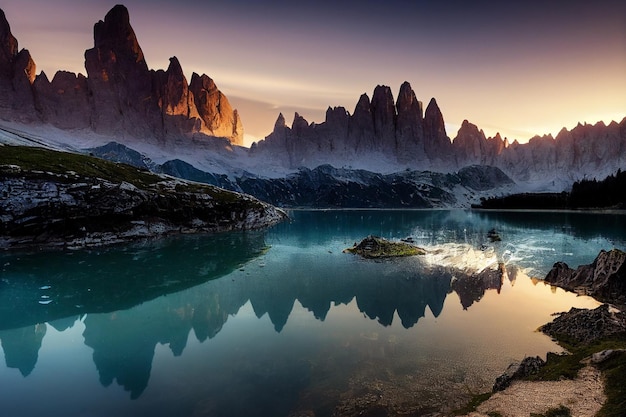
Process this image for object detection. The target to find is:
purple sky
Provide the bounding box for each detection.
[2,0,625,146]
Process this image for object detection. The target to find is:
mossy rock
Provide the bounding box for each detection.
[344,235,426,259]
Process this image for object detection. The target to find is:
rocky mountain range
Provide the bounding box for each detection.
[0,5,242,144]
[252,84,626,188]
[0,4,624,208]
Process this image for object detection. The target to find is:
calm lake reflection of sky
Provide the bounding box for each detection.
[0,210,623,416]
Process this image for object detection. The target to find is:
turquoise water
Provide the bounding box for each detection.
[0,210,624,416]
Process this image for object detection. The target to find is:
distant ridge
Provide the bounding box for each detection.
[0,5,243,144]
[252,83,626,188]
[0,5,624,194]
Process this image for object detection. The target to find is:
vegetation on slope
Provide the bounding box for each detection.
[476,169,626,210]
[0,145,285,249]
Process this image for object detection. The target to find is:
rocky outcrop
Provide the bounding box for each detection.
[544,249,626,306]
[0,146,286,250]
[492,356,546,392]
[0,5,243,144]
[540,304,626,345]
[189,73,243,144]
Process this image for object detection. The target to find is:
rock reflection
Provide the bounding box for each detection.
[0,244,514,398]
[0,210,570,400]
[0,324,46,376]
[0,231,270,331]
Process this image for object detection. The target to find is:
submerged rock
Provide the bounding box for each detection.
[487,228,501,242]
[344,235,426,259]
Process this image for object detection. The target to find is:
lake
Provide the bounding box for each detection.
[1,210,624,416]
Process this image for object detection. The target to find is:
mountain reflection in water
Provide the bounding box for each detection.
[0,210,622,417]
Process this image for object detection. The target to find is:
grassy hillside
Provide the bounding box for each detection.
[1,145,285,249]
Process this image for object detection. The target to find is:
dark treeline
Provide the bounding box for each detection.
[569,169,626,208]
[476,169,626,210]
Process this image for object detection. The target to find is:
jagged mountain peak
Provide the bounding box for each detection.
[292,112,310,132]
[0,4,243,145]
[86,3,148,80]
[0,8,18,77]
[274,112,286,130]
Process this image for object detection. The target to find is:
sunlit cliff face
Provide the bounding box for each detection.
[1,0,624,147]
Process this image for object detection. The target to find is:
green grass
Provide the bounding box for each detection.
[529,333,626,382]
[527,332,626,417]
[596,349,626,417]
[1,145,161,188]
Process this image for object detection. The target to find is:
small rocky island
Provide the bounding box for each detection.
[0,145,287,250]
[343,235,426,258]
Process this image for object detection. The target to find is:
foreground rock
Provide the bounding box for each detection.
[540,304,626,345]
[343,235,426,259]
[0,146,286,250]
[492,356,545,392]
[544,249,626,307]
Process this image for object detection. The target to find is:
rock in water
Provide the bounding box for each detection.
[343,235,426,259]
[544,249,626,306]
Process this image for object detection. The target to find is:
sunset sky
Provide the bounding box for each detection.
[2,0,625,147]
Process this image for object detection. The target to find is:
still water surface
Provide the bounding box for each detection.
[1,210,624,416]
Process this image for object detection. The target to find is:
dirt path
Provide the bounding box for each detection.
[463,365,605,417]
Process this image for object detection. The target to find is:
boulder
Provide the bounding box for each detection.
[591,349,626,364]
